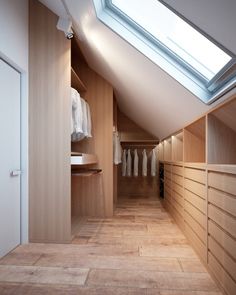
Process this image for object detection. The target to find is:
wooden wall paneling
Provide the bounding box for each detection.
[71,65,114,217]
[171,132,183,162]
[113,96,118,204]
[207,114,236,164]
[164,138,172,161]
[29,0,71,242]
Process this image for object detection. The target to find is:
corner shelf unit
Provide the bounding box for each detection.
[158,96,236,166]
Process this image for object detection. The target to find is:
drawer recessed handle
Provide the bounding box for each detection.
[10,170,22,177]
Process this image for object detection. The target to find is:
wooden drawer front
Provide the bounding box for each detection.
[185,200,205,229]
[208,171,236,196]
[172,174,183,186]
[185,222,206,262]
[172,197,184,217]
[184,189,206,214]
[165,184,172,196]
[184,178,206,199]
[164,189,171,201]
[172,191,184,207]
[185,210,206,244]
[209,220,236,261]
[185,167,206,184]
[172,182,184,197]
[209,236,236,282]
[172,208,185,230]
[165,171,172,181]
[165,178,172,189]
[172,165,183,176]
[208,204,236,239]
[208,252,236,295]
[164,164,172,172]
[208,188,236,217]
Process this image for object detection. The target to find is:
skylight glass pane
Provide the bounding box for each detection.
[111,0,231,81]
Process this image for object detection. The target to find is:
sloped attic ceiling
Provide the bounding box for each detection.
[39,0,236,139]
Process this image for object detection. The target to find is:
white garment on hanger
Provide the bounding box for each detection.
[142,149,147,177]
[151,149,156,176]
[127,149,132,177]
[81,98,88,137]
[85,101,92,138]
[71,88,84,141]
[133,149,139,176]
[122,149,127,176]
[113,131,122,165]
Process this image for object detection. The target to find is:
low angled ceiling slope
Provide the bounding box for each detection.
[39,0,236,139]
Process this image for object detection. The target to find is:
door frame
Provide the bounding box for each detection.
[0,54,29,245]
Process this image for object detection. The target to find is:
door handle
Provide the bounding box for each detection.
[10,170,22,177]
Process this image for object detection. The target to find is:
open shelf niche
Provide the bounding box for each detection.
[207,98,236,164]
[172,131,183,162]
[164,137,172,162]
[158,141,164,161]
[184,117,206,163]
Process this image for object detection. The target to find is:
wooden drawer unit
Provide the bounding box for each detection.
[172,182,184,197]
[184,167,206,184]
[184,178,206,199]
[164,164,172,172]
[184,200,205,229]
[184,210,206,244]
[208,171,236,196]
[165,170,172,181]
[172,173,183,186]
[185,189,206,214]
[172,165,183,176]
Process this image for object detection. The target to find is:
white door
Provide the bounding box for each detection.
[0,59,21,257]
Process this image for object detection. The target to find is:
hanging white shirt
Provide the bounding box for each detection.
[86,101,92,138]
[127,149,132,177]
[133,149,139,177]
[113,131,122,164]
[81,98,88,137]
[151,149,156,176]
[122,149,127,176]
[71,88,84,141]
[142,149,147,177]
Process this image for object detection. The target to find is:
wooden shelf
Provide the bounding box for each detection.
[184,117,206,163]
[71,67,87,92]
[172,131,183,162]
[71,153,98,166]
[207,98,236,164]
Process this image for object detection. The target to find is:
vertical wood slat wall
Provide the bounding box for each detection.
[158,96,236,295]
[29,0,71,242]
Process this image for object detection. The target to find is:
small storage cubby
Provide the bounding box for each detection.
[172,131,183,162]
[184,117,206,163]
[164,137,172,161]
[207,98,236,164]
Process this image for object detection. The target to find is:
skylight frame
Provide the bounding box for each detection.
[93,0,236,104]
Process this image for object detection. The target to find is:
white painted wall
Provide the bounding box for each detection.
[0,0,29,243]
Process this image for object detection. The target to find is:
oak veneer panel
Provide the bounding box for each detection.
[208,188,236,217]
[172,174,183,186]
[209,220,236,260]
[158,142,164,161]
[185,189,206,214]
[209,236,236,282]
[165,171,172,181]
[172,165,183,176]
[164,164,172,172]
[184,210,206,244]
[172,182,184,197]
[172,134,183,162]
[164,138,172,162]
[71,64,113,217]
[172,197,184,217]
[184,167,206,184]
[71,173,105,217]
[29,0,71,242]
[184,222,206,262]
[208,252,236,295]
[165,183,172,195]
[208,114,236,164]
[113,97,118,204]
[172,190,184,207]
[184,179,206,199]
[208,171,236,196]
[184,201,205,229]
[208,204,236,238]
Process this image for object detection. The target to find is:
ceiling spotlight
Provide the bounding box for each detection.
[57,17,74,39]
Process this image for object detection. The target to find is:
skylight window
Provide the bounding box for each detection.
[93,0,236,103]
[111,0,231,82]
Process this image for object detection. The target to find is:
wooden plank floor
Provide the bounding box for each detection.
[0,197,222,294]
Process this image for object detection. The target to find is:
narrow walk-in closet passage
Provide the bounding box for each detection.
[0,196,221,294]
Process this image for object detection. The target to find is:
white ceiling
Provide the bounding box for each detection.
[39,0,236,139]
